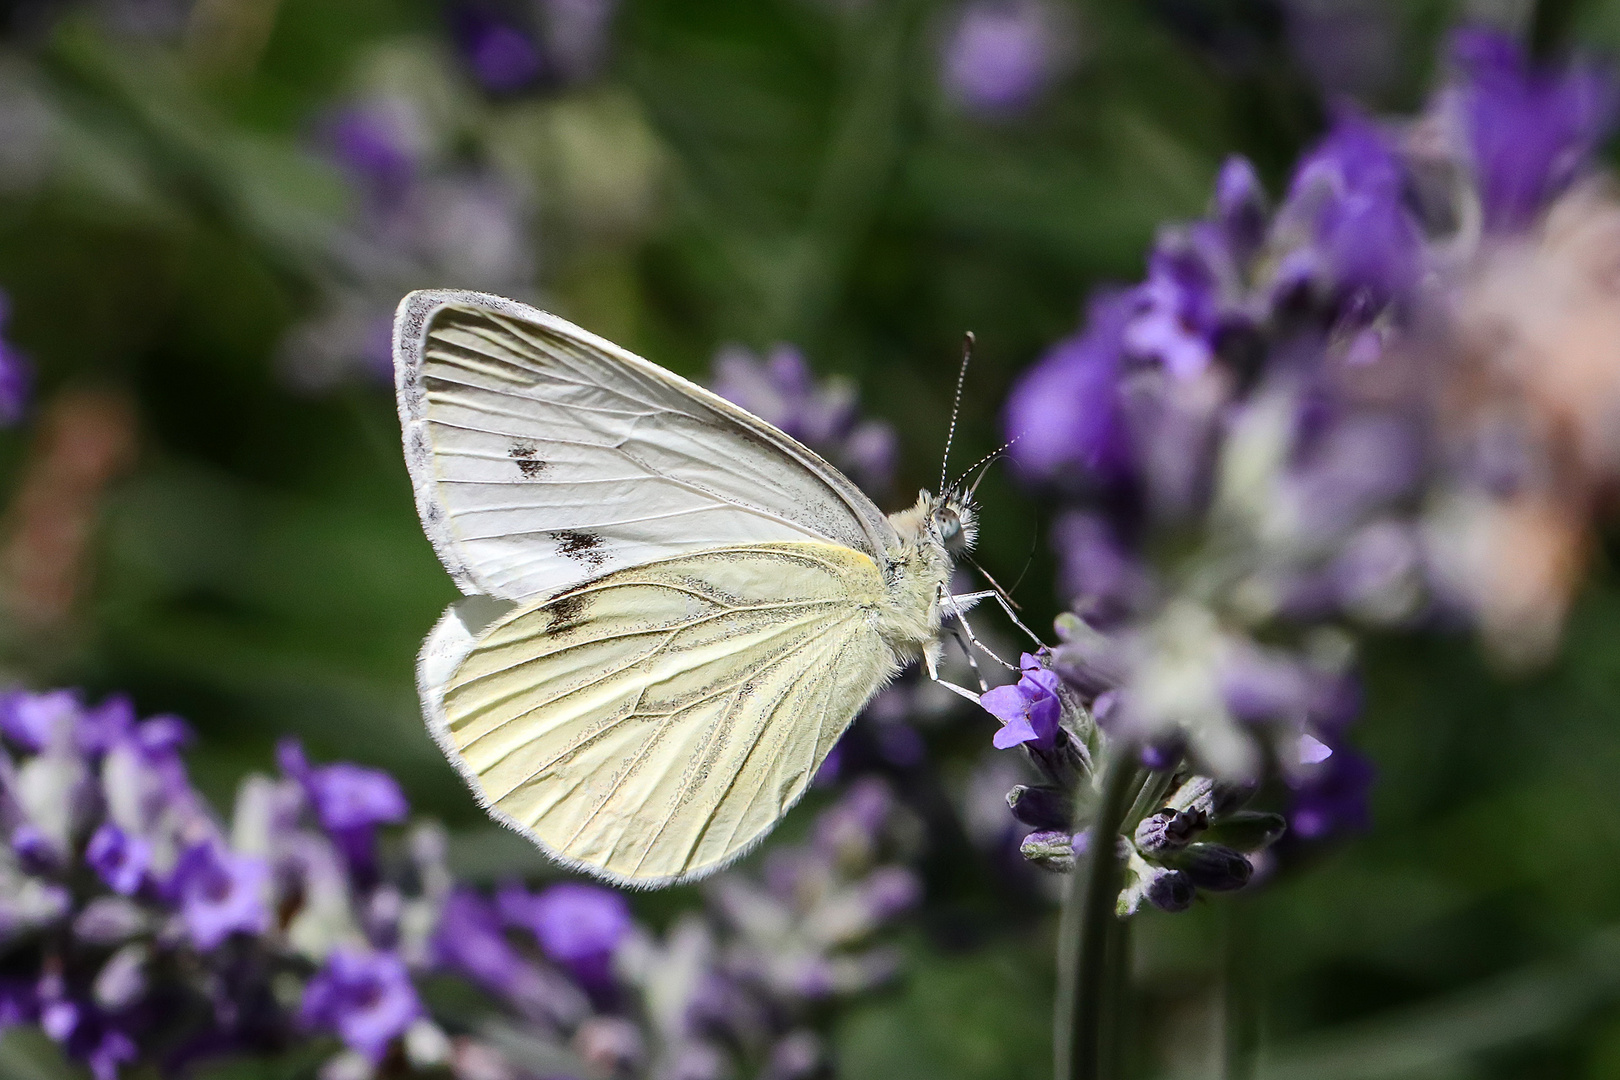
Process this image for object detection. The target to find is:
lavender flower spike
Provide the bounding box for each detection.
[301,947,422,1064]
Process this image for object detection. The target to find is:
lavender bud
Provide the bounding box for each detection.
[1203,810,1287,852]
[1132,808,1208,855]
[1006,784,1073,830]
[1019,830,1076,873]
[1169,775,1257,818]
[1174,844,1253,891]
[1143,867,1196,913]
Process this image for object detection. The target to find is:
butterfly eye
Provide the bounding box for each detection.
[934,507,962,545]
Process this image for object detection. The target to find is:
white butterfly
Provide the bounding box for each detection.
[394,289,1021,886]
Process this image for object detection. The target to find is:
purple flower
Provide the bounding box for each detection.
[170,842,271,950]
[75,696,135,757]
[1051,511,1149,628]
[1124,241,1224,379]
[1214,155,1268,258]
[711,344,896,495]
[1451,27,1617,232]
[1287,738,1375,840]
[0,689,79,752]
[454,7,544,94]
[0,979,34,1029]
[508,882,631,989]
[85,824,151,896]
[1278,111,1422,305]
[942,0,1061,114]
[1004,291,1135,485]
[0,294,29,427]
[301,947,421,1064]
[983,653,1064,750]
[101,716,196,837]
[323,103,419,208]
[438,888,591,1025]
[278,740,407,869]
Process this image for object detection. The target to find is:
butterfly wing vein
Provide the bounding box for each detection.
[396,292,897,601]
[433,543,897,884]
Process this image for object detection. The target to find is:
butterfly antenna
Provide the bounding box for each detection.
[963,551,1022,612]
[939,332,974,495]
[950,434,1021,495]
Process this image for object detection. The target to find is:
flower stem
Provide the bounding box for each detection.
[1055,750,1139,1080]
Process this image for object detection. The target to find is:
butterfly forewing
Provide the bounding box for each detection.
[422,542,897,885]
[395,290,897,601]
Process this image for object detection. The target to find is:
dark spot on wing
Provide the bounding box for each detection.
[555,529,607,567]
[508,442,547,478]
[547,592,592,634]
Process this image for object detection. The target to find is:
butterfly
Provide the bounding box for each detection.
[394,289,1024,886]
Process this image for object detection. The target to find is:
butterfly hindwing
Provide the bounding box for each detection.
[394,290,897,602]
[419,542,897,886]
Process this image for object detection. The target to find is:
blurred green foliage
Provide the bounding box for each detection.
[8,0,1620,1076]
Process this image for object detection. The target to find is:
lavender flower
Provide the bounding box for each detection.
[301,947,422,1063]
[464,15,544,94]
[85,824,150,896]
[712,343,897,496]
[987,26,1620,900]
[982,653,1063,750]
[0,685,925,1079]
[278,738,407,871]
[941,0,1068,115]
[170,841,272,949]
[1449,27,1617,233]
[505,880,631,991]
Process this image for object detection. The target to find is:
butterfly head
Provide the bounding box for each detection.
[927,486,978,555]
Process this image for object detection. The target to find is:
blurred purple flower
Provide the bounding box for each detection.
[1052,512,1149,628]
[983,653,1064,750]
[85,824,150,896]
[1451,27,1617,233]
[1279,111,1422,305]
[0,689,78,752]
[1215,155,1268,258]
[301,947,421,1063]
[1287,738,1375,839]
[1004,291,1135,484]
[0,293,28,427]
[435,888,525,994]
[170,842,271,950]
[942,0,1062,114]
[508,882,631,989]
[454,7,545,93]
[712,344,896,496]
[323,103,418,208]
[1124,243,1223,379]
[278,738,407,868]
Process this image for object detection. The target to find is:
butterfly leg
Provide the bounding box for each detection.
[945,623,991,693]
[941,589,1018,671]
[950,589,1046,649]
[924,649,982,704]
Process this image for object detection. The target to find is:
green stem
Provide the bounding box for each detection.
[1221,901,1258,1080]
[1055,751,1139,1080]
